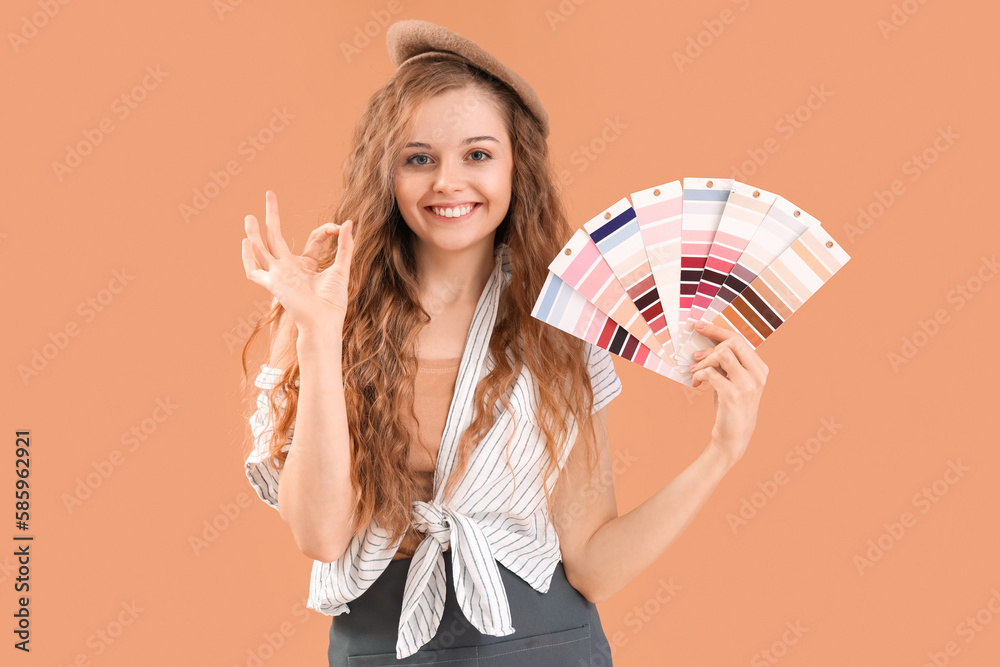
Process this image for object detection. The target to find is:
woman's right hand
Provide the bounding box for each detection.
[241,190,355,332]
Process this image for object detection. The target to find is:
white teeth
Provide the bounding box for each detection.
[431,204,474,218]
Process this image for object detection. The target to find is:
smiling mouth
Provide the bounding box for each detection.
[425,203,481,220]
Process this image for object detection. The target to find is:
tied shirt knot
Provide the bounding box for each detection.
[410,500,452,551]
[395,500,515,659]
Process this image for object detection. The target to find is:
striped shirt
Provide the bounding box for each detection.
[244,242,623,659]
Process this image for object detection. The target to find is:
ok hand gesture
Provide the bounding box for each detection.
[241,190,355,331]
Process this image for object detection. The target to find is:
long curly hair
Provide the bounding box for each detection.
[240,54,600,548]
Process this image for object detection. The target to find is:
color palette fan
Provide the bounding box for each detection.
[530,177,851,387]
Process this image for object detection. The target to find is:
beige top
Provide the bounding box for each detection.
[392,355,462,560]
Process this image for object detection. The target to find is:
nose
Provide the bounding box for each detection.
[432,158,466,193]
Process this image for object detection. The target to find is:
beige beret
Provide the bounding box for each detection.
[385,19,550,138]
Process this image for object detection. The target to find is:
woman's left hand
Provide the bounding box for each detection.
[687,321,769,467]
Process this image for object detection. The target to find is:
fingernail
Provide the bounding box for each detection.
[696,322,706,329]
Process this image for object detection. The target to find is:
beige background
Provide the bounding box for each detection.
[4,0,998,665]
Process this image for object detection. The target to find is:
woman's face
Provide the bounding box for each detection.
[394,86,513,257]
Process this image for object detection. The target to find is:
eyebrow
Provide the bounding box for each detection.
[403,135,501,149]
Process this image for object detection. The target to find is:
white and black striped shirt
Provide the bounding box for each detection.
[245,242,623,659]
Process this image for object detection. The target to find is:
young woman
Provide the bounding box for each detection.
[240,19,767,666]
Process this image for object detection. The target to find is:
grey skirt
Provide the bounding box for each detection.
[328,550,614,666]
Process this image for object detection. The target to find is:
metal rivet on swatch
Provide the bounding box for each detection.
[753,190,760,198]
[707,180,714,188]
[793,210,801,217]
[564,248,572,255]
[826,241,833,248]
[653,188,661,196]
[604,212,611,220]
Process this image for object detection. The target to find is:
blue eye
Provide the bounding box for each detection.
[404,150,492,166]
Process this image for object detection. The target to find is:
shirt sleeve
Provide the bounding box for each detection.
[244,364,295,511]
[587,343,623,414]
